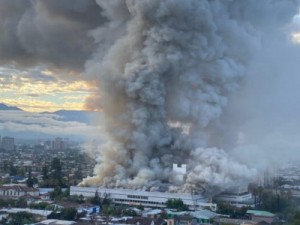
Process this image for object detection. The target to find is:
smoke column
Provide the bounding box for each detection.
[81,0,300,194]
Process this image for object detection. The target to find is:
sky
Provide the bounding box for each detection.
[0,65,92,112]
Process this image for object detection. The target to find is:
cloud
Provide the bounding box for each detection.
[0,66,92,112]
[0,110,101,140]
[0,0,104,72]
[0,97,88,112]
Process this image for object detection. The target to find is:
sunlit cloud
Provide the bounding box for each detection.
[292,32,300,44]
[0,97,86,112]
[0,66,95,112]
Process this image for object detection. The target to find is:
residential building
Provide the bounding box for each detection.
[246,210,277,224]
[167,215,196,225]
[1,136,14,151]
[127,217,166,225]
[213,217,257,225]
[0,208,52,222]
[0,185,39,199]
[167,210,217,225]
[52,138,64,150]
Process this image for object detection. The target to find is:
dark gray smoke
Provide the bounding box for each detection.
[81,0,300,194]
[1,0,300,194]
[0,0,104,71]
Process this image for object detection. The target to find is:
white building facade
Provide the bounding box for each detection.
[214,192,255,208]
[0,186,39,199]
[70,186,216,211]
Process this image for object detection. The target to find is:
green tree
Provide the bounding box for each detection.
[60,207,77,221]
[63,188,70,198]
[260,190,289,213]
[50,186,63,200]
[75,165,82,180]
[0,198,9,207]
[123,209,137,216]
[26,168,34,188]
[51,158,62,180]
[90,190,101,206]
[15,198,27,208]
[137,204,144,211]
[166,199,188,211]
[41,158,67,188]
[29,202,49,209]
[102,207,118,216]
[69,194,85,204]
[8,212,36,225]
[216,202,250,219]
[42,166,49,180]
[9,162,17,176]
[3,160,9,172]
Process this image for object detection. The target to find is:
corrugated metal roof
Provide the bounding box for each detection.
[247,210,274,217]
[191,210,217,219]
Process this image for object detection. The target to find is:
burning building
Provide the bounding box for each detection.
[70,185,217,211]
[71,164,217,210]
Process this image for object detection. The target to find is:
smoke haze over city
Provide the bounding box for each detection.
[1,0,300,195]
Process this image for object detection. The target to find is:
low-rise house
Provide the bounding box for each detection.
[127,217,166,225]
[35,220,92,225]
[21,193,41,205]
[191,210,218,224]
[9,175,27,184]
[77,204,100,214]
[51,202,100,215]
[143,209,162,218]
[167,210,217,225]
[32,219,75,225]
[40,192,51,201]
[0,185,39,199]
[213,217,257,225]
[0,208,52,221]
[167,215,196,225]
[246,210,277,224]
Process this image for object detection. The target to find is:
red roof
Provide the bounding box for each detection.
[0,185,38,192]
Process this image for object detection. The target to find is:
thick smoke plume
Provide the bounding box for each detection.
[81,0,299,194]
[1,0,300,194]
[0,0,104,72]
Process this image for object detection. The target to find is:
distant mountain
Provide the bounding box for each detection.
[0,103,100,124]
[0,103,22,111]
[0,104,101,141]
[48,110,100,124]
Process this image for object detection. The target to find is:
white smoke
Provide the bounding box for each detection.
[81,0,300,194]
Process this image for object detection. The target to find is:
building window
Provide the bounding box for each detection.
[127,195,148,200]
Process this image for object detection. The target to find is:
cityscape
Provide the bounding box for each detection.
[0,132,300,224]
[1,0,300,225]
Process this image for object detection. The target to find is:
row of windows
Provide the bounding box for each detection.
[127,195,148,200]
[1,191,20,196]
[114,198,165,205]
